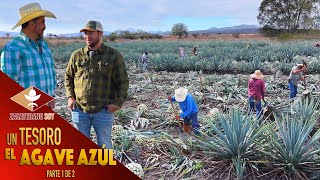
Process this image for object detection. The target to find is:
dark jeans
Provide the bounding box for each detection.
[183,112,200,136]
[288,81,298,98]
[248,96,262,118]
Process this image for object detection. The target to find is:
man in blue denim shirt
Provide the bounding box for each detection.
[168,87,200,136]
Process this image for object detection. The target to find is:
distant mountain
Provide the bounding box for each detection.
[0,31,19,37]
[149,30,171,34]
[191,24,260,34]
[152,24,260,35]
[0,25,260,37]
[208,24,258,30]
[57,31,111,37]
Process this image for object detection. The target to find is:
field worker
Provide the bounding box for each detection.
[248,70,266,118]
[0,3,57,109]
[65,20,129,149]
[178,47,186,60]
[168,87,200,136]
[141,51,149,71]
[192,46,197,55]
[288,62,307,98]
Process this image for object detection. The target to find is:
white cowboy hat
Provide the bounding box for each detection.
[175,87,188,102]
[12,3,56,30]
[25,89,41,102]
[250,70,264,79]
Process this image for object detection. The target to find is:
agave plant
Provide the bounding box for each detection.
[292,98,320,124]
[197,109,263,157]
[259,114,320,179]
[195,109,265,178]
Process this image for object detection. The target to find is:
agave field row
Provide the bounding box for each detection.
[51,40,320,74]
[53,58,320,179]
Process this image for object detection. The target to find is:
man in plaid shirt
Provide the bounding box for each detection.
[0,3,57,109]
[65,20,129,149]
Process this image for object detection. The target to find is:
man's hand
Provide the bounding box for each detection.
[68,97,76,110]
[175,115,180,120]
[106,104,120,113]
[48,99,55,110]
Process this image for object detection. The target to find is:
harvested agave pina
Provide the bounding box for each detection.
[243,99,249,107]
[126,162,144,178]
[167,104,174,113]
[207,108,219,119]
[137,104,148,115]
[111,125,124,139]
[135,135,147,145]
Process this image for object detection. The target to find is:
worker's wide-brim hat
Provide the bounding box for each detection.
[12,3,56,30]
[175,87,188,102]
[250,70,264,79]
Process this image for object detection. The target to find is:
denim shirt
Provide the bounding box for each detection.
[172,93,198,118]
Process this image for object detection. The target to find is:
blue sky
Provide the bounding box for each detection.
[0,0,262,34]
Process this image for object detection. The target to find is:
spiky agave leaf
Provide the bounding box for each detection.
[196,109,264,160]
[260,113,320,177]
[130,117,150,130]
[292,98,320,124]
[232,157,246,180]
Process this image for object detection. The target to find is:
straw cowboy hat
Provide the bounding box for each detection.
[250,70,264,79]
[175,87,188,102]
[25,89,41,102]
[12,3,56,30]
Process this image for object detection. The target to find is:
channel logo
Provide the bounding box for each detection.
[10,86,54,111]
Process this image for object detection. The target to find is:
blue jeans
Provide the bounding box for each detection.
[248,96,262,118]
[183,113,200,136]
[288,81,298,98]
[71,106,114,149]
[143,62,148,71]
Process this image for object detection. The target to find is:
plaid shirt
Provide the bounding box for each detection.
[0,31,56,96]
[65,44,129,113]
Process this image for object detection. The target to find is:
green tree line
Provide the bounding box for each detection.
[258,0,320,35]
